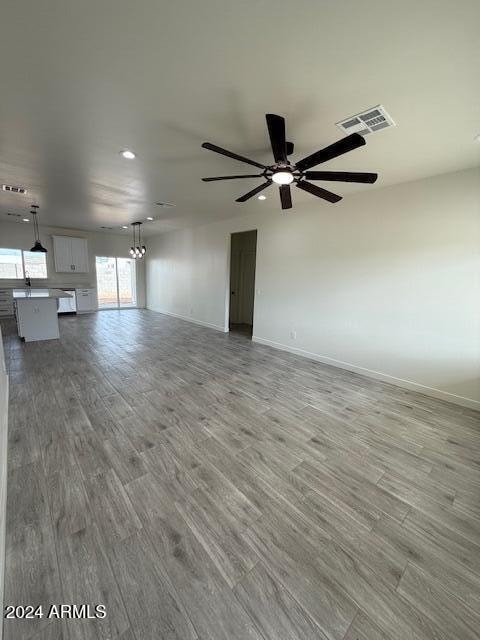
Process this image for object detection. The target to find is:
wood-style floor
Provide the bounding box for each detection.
[2,309,480,640]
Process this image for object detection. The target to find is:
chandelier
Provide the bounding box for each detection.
[129,222,146,259]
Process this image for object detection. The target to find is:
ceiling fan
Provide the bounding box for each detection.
[201,114,378,210]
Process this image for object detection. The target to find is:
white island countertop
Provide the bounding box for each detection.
[13,288,73,299]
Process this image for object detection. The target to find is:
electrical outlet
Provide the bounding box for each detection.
[290,329,296,340]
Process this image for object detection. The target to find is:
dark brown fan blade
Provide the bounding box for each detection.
[279,185,292,210]
[202,142,267,169]
[304,171,378,183]
[236,180,272,202]
[266,113,287,163]
[286,141,294,156]
[202,174,264,182]
[296,180,342,203]
[296,133,366,171]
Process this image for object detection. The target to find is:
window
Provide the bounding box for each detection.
[0,248,47,279]
[23,251,48,279]
[0,248,23,278]
[95,256,136,308]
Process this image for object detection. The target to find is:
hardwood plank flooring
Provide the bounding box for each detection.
[1,309,480,640]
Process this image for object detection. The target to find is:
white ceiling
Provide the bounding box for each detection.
[0,0,479,236]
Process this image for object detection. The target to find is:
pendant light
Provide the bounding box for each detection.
[30,205,47,253]
[129,222,146,259]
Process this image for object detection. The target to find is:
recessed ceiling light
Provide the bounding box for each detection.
[258,195,266,200]
[146,216,154,221]
[23,218,30,222]
[121,225,128,229]
[121,150,136,159]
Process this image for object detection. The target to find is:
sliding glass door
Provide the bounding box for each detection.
[96,256,137,309]
[117,257,137,307]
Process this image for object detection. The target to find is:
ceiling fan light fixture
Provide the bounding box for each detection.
[121,150,136,159]
[272,171,294,185]
[258,195,266,200]
[202,114,377,210]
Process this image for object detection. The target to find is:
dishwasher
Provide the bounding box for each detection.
[56,289,76,314]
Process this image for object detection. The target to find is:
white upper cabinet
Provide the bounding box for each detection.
[52,236,89,273]
[52,236,71,272]
[69,237,89,272]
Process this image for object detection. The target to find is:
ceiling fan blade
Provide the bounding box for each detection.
[266,113,287,163]
[296,133,366,171]
[202,142,267,169]
[236,180,272,202]
[202,174,264,182]
[286,141,294,156]
[279,185,292,210]
[304,171,378,184]
[296,180,342,203]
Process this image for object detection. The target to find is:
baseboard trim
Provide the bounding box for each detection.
[252,335,480,411]
[147,307,228,333]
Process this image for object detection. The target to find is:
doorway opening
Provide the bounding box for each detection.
[95,256,137,309]
[229,230,257,338]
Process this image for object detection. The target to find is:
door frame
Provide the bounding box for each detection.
[226,229,258,335]
[95,256,138,309]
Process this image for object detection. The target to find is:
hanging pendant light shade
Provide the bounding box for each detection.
[31,241,47,253]
[130,222,146,259]
[30,205,47,253]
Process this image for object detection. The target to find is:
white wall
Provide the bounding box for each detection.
[146,167,480,409]
[0,222,145,307]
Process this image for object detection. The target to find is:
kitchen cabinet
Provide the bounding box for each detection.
[52,235,89,273]
[70,237,89,272]
[75,288,97,313]
[13,289,73,342]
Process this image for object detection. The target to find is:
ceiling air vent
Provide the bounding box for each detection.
[4,212,30,224]
[336,105,395,136]
[2,184,28,194]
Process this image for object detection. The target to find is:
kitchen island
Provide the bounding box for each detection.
[13,288,74,342]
